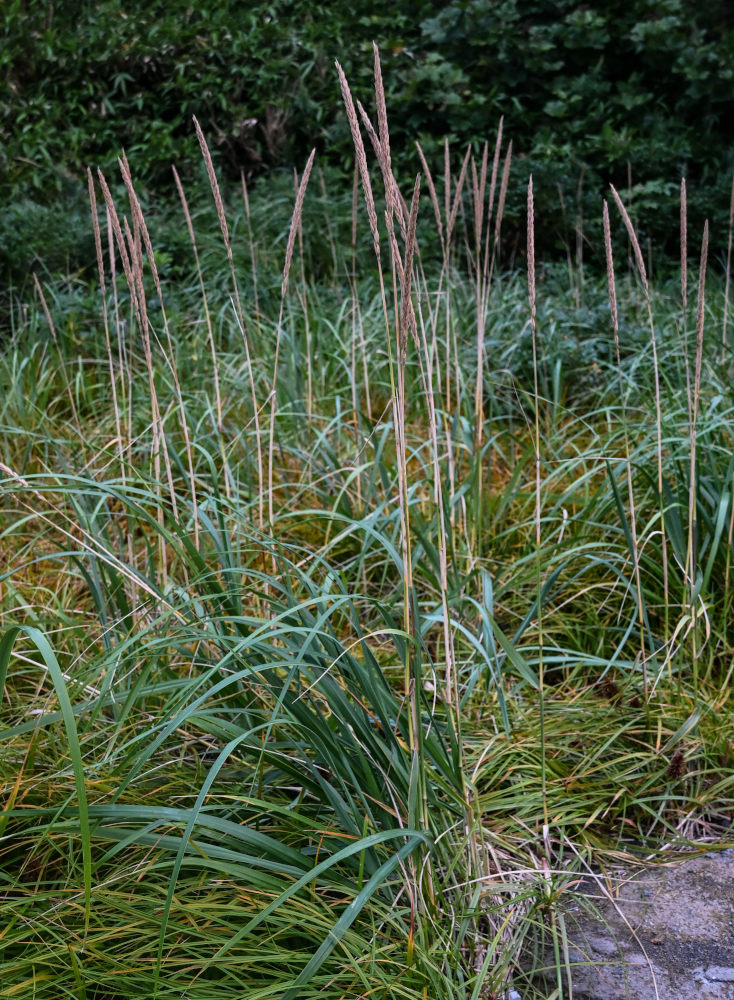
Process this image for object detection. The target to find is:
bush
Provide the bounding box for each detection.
[3,0,734,273]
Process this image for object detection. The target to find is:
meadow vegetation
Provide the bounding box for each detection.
[1,50,734,1000]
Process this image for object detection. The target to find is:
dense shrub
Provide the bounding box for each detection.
[2,0,734,278]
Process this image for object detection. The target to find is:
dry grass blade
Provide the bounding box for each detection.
[356,99,380,162]
[173,164,224,439]
[471,149,484,265]
[193,116,232,271]
[119,155,199,548]
[692,221,709,430]
[104,201,129,467]
[240,170,262,342]
[447,146,472,247]
[356,99,407,239]
[609,184,649,297]
[349,162,372,423]
[527,178,539,548]
[687,220,709,601]
[471,126,502,538]
[603,201,618,333]
[96,169,135,307]
[192,114,264,530]
[478,139,489,228]
[336,57,396,515]
[88,169,123,472]
[120,210,177,556]
[96,168,160,503]
[676,177,694,431]
[604,198,646,685]
[681,177,688,312]
[443,139,450,227]
[441,142,472,415]
[528,175,548,834]
[483,118,503,268]
[610,182,667,633]
[493,141,512,255]
[268,150,317,527]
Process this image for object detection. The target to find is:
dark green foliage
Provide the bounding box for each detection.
[1,0,431,193]
[414,0,734,259]
[2,0,734,275]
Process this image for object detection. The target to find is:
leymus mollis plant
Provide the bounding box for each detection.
[415,139,471,532]
[193,116,264,532]
[173,164,235,503]
[269,150,316,529]
[336,52,426,944]
[119,155,200,553]
[94,167,176,589]
[334,46,495,947]
[5,38,734,1000]
[603,199,647,685]
[610,184,666,695]
[470,123,509,562]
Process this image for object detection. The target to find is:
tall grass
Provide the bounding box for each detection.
[1,54,734,1000]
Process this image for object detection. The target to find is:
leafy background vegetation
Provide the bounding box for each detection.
[1,5,734,1000]
[3,0,734,287]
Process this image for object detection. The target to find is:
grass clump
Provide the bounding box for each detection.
[1,52,733,1000]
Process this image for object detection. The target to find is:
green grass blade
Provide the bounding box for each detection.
[0,624,92,932]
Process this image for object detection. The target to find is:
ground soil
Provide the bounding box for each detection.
[531,848,734,999]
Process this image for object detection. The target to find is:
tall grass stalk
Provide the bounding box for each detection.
[350,164,373,423]
[415,139,471,534]
[687,220,709,694]
[293,167,314,427]
[119,156,200,550]
[240,170,262,347]
[471,123,503,557]
[374,47,430,935]
[105,201,132,480]
[193,116,264,531]
[603,200,647,685]
[88,169,123,477]
[336,58,412,644]
[527,177,548,836]
[610,183,667,682]
[96,168,176,588]
[173,165,233,505]
[681,178,688,314]
[679,179,694,434]
[338,55,428,940]
[268,149,316,528]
